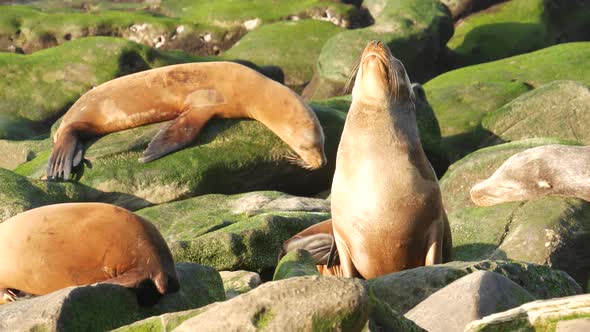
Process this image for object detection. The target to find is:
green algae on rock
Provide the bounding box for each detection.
[222,19,343,91]
[219,270,262,299]
[16,108,344,209]
[423,42,590,161]
[302,0,453,99]
[440,139,590,290]
[480,81,590,148]
[135,191,330,274]
[368,260,581,316]
[273,248,321,281]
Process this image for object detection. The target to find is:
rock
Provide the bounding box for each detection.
[273,248,320,281]
[424,42,590,161]
[440,139,590,289]
[112,309,203,332]
[465,294,590,332]
[440,0,505,19]
[223,19,343,91]
[0,263,224,331]
[16,107,345,209]
[135,191,330,275]
[172,276,369,331]
[405,270,535,332]
[0,5,239,56]
[368,260,581,315]
[302,0,453,99]
[0,137,51,170]
[159,1,359,28]
[366,295,427,332]
[481,81,590,147]
[219,270,262,299]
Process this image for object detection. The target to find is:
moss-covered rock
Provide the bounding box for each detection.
[172,276,369,331]
[365,293,427,332]
[0,137,51,170]
[223,19,343,91]
[159,0,358,28]
[448,0,590,67]
[480,81,590,147]
[424,42,590,161]
[134,191,330,275]
[0,36,211,139]
[273,248,321,281]
[368,260,581,315]
[405,271,535,332]
[440,139,590,290]
[302,0,453,99]
[440,0,505,19]
[0,263,224,332]
[0,5,238,55]
[465,294,590,332]
[16,107,344,209]
[219,270,262,299]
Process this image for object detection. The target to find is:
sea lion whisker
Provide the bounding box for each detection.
[344,60,361,94]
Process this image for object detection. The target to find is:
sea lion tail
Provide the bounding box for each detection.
[47,129,83,181]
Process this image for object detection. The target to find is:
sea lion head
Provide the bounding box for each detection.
[350,40,414,105]
[470,147,555,206]
[284,106,327,170]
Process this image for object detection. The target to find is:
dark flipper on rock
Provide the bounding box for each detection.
[280,219,339,266]
[47,129,84,181]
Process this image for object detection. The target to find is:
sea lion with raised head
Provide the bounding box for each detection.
[281,41,452,278]
[471,144,590,206]
[47,61,326,180]
[0,203,179,304]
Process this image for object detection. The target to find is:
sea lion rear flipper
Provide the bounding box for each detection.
[0,288,18,303]
[140,108,213,163]
[47,129,83,181]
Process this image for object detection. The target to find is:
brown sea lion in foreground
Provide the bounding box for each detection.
[0,203,179,304]
[47,61,326,180]
[471,144,590,206]
[281,41,452,278]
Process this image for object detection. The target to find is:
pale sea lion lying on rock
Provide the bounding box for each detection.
[281,41,452,278]
[0,203,179,305]
[471,144,590,206]
[47,61,326,180]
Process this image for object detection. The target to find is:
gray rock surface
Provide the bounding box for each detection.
[219,270,262,299]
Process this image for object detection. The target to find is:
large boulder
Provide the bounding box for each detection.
[172,276,368,331]
[368,260,581,315]
[0,5,233,55]
[15,107,345,209]
[223,19,343,92]
[424,42,590,161]
[440,0,506,19]
[447,0,590,67]
[465,294,590,332]
[481,81,590,147]
[0,263,224,331]
[302,0,453,99]
[405,270,535,332]
[135,191,330,275]
[273,248,320,281]
[440,139,590,290]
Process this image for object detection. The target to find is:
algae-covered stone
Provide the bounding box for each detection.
[405,271,535,332]
[440,139,590,289]
[219,270,262,299]
[112,309,203,332]
[0,137,51,170]
[440,0,505,19]
[366,291,427,332]
[223,19,343,91]
[273,248,321,281]
[135,191,330,274]
[424,42,590,161]
[159,0,358,28]
[172,276,369,331]
[302,0,453,99]
[481,81,590,147]
[0,5,233,55]
[465,294,590,332]
[16,108,344,209]
[0,263,223,331]
[0,167,91,222]
[368,260,581,315]
[0,36,209,140]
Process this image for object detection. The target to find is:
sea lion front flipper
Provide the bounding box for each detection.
[139,108,213,163]
[47,128,83,181]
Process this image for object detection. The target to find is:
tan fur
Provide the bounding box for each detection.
[0,203,178,302]
[48,61,326,180]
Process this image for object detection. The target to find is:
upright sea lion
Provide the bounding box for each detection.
[0,203,179,304]
[47,61,326,180]
[281,41,452,278]
[471,144,590,206]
